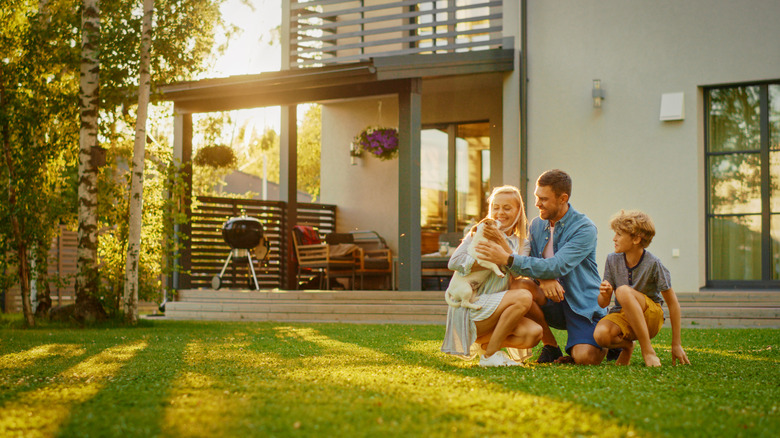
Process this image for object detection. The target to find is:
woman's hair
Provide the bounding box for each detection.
[486,185,528,240]
[609,209,656,248]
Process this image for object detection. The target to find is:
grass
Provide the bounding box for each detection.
[0,317,778,437]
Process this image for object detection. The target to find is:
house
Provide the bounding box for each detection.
[160,0,780,292]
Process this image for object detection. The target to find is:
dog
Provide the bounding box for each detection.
[444,219,506,310]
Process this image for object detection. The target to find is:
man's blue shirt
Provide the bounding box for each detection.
[508,205,606,322]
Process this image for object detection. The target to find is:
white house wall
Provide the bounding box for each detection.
[525,0,780,292]
[320,74,504,254]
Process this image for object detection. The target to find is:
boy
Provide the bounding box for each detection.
[593,210,690,367]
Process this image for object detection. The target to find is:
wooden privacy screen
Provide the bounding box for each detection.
[189,196,337,289]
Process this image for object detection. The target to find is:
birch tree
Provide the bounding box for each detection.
[124,0,154,324]
[76,0,106,321]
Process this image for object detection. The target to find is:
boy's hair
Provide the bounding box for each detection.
[487,185,528,240]
[537,169,572,198]
[610,210,656,248]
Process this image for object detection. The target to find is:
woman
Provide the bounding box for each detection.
[440,185,542,367]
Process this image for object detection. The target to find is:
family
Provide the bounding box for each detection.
[440,169,692,367]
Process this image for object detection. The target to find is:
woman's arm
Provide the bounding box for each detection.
[447,234,483,275]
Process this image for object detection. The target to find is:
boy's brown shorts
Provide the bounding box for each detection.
[603,295,664,341]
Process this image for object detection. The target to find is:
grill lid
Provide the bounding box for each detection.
[222,216,264,249]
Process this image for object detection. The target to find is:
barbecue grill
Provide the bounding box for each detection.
[211,214,269,290]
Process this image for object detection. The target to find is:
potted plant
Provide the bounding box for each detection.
[353,126,399,161]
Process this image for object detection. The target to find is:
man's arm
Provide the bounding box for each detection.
[661,288,691,365]
[477,221,597,280]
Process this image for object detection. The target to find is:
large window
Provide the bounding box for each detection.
[706,82,780,286]
[420,122,490,251]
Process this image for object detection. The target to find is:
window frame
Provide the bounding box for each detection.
[704,80,780,289]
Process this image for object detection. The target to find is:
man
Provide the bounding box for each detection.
[476,169,606,364]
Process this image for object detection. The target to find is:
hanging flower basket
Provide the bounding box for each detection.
[354,126,399,161]
[194,145,237,169]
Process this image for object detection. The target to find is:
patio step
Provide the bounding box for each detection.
[163,289,780,328]
[164,289,448,324]
[669,291,780,328]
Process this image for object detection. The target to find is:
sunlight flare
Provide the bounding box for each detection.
[0,344,86,370]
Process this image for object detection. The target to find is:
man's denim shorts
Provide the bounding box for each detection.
[541,299,602,355]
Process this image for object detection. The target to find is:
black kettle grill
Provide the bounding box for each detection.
[211,214,269,290]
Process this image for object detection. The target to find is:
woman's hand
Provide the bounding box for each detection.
[482,223,512,252]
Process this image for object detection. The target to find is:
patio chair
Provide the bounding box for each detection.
[292,226,357,290]
[329,231,392,290]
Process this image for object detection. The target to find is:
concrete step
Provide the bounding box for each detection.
[164,289,780,328]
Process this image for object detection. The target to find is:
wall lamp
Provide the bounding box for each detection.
[592,79,605,108]
[349,142,362,165]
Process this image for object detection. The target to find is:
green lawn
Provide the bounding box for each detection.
[0,318,777,437]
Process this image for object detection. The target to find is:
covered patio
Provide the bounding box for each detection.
[159,49,515,291]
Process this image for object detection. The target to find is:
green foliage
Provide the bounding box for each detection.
[95,106,189,315]
[0,0,81,304]
[237,104,322,201]
[0,322,777,437]
[1,0,226,319]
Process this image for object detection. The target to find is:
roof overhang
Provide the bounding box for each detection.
[158,49,514,113]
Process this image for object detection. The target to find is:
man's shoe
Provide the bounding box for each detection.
[536,345,563,363]
[605,348,622,361]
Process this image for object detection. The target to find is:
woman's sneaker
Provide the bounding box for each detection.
[480,351,520,367]
[536,345,563,363]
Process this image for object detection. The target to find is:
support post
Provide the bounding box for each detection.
[173,109,192,289]
[281,105,298,289]
[397,78,422,291]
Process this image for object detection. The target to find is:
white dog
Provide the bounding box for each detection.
[444,219,506,310]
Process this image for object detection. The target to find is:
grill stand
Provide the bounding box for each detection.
[211,248,260,291]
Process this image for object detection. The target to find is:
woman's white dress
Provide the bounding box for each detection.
[440,233,532,360]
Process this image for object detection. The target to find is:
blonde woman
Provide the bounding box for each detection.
[441,185,542,367]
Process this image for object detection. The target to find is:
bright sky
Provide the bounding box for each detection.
[204,0,284,140]
[210,0,282,77]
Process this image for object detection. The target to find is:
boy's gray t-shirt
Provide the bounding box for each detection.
[603,250,671,313]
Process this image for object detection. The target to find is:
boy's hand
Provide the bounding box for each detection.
[599,280,613,296]
[671,345,691,365]
[598,280,613,308]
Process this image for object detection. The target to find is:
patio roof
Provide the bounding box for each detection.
[158,49,514,112]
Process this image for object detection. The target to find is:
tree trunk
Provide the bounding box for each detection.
[34,240,53,318]
[76,0,104,321]
[1,79,35,327]
[124,0,155,325]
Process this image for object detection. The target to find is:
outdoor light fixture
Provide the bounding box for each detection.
[592,79,605,108]
[349,141,362,165]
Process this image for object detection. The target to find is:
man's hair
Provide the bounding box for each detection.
[610,210,656,248]
[536,169,572,198]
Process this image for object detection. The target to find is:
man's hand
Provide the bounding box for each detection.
[671,344,691,366]
[539,279,565,303]
[474,239,511,267]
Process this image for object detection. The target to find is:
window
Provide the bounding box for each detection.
[705,82,780,286]
[420,122,490,252]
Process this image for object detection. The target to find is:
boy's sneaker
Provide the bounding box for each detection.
[536,345,563,363]
[480,351,520,367]
[605,348,622,361]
